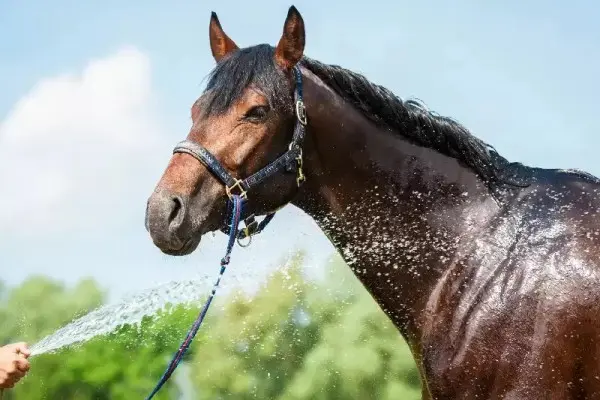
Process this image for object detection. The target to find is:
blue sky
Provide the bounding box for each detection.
[0,0,598,299]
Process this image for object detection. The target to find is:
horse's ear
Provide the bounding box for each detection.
[274,6,305,70]
[209,12,239,63]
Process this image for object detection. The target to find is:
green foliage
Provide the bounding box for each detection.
[0,276,103,344]
[0,252,421,399]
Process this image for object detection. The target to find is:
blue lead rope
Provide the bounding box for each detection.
[145,195,244,400]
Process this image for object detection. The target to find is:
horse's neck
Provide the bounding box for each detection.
[293,69,498,341]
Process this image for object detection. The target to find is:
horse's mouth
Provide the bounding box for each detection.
[159,220,229,256]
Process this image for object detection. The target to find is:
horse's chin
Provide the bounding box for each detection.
[159,235,202,256]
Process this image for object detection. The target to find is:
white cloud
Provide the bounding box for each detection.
[0,46,169,237]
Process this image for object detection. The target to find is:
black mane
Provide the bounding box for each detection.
[300,57,533,187]
[203,44,532,188]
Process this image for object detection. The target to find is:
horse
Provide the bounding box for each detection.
[144,6,600,399]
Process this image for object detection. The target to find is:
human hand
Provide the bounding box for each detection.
[0,342,31,389]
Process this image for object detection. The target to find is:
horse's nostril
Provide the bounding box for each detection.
[168,195,185,229]
[169,197,181,221]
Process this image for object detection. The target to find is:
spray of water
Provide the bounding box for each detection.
[29,278,217,357]
[26,251,303,358]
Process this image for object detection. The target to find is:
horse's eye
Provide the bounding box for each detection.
[244,105,269,121]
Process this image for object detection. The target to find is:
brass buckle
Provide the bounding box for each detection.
[296,165,306,186]
[296,148,306,186]
[287,143,306,187]
[225,179,248,200]
[243,216,259,236]
[295,100,307,125]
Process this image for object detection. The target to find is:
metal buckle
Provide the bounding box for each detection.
[225,179,248,200]
[295,100,307,125]
[287,143,306,186]
[296,164,305,186]
[243,216,259,236]
[296,148,305,186]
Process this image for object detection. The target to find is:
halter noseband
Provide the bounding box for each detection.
[172,65,307,246]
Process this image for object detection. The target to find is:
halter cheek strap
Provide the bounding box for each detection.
[172,65,308,245]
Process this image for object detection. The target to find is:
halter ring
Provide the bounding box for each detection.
[225,179,248,200]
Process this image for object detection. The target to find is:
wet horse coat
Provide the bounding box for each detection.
[296,64,600,399]
[145,7,600,399]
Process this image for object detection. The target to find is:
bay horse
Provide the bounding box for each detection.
[145,6,600,399]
